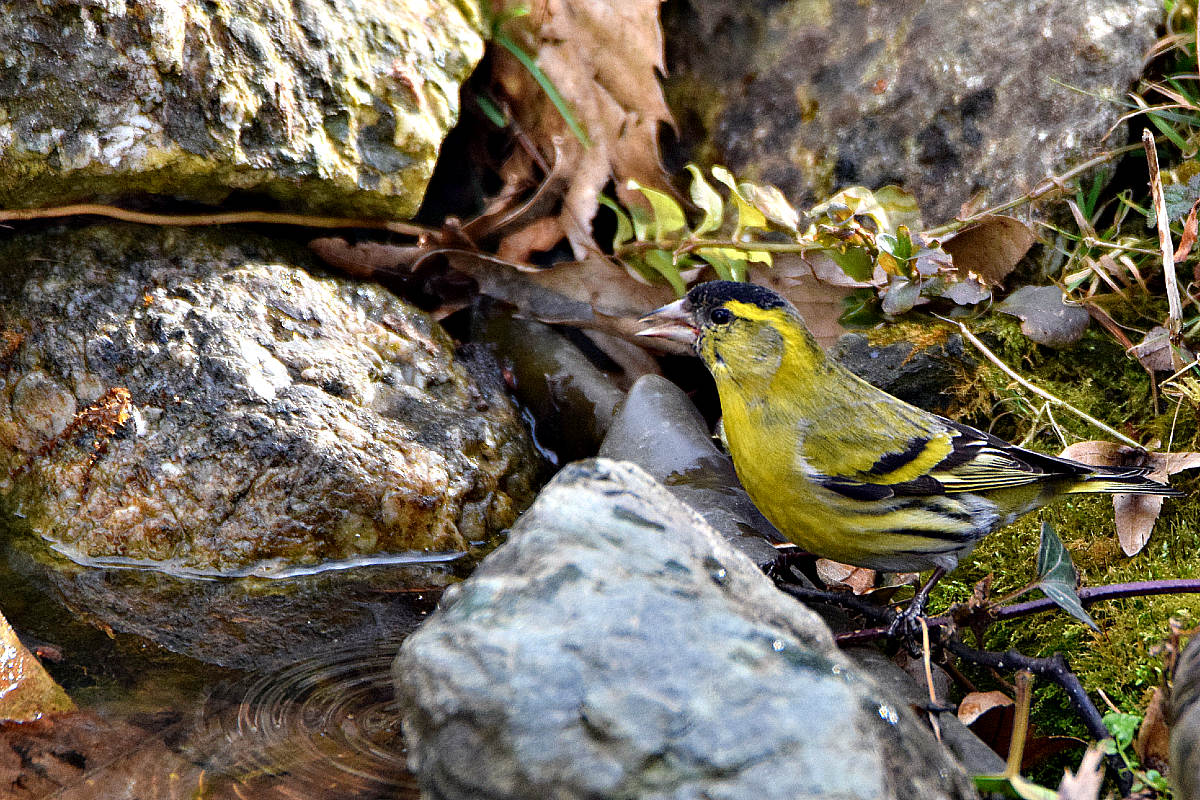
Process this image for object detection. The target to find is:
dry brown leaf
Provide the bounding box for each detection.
[1178,200,1200,263]
[939,215,1035,286]
[309,238,423,278]
[492,0,675,258]
[956,690,1081,767]
[957,690,1013,726]
[1056,747,1104,800]
[496,217,566,262]
[446,251,677,340]
[1134,686,1171,771]
[1058,442,1200,556]
[814,558,876,594]
[996,285,1089,348]
[1083,302,1135,351]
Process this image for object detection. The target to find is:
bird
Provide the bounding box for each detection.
[637,280,1181,634]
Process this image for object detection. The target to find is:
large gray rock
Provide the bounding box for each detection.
[0,224,537,573]
[665,0,1158,224]
[0,0,484,217]
[394,458,978,800]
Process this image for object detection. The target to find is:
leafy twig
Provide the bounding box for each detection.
[942,638,1133,793]
[819,577,1200,645]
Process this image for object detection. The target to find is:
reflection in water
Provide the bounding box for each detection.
[191,638,419,799]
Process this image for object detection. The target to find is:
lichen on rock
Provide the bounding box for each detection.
[0,0,486,217]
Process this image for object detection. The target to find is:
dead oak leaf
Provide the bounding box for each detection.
[492,0,675,259]
[1134,686,1170,771]
[814,559,876,595]
[937,215,1035,286]
[1058,441,1200,556]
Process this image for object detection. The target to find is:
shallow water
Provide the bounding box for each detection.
[0,541,430,798]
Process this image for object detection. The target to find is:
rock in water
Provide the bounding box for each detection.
[0,224,538,667]
[394,459,977,800]
[0,608,74,722]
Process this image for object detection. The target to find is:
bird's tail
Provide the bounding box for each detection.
[1066,467,1182,496]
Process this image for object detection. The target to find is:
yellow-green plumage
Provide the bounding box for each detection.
[640,281,1180,578]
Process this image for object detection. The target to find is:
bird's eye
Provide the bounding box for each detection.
[710,307,733,325]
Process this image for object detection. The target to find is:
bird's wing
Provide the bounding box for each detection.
[803,415,1092,500]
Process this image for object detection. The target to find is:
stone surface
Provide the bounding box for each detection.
[599,373,786,566]
[0,224,537,574]
[474,306,625,464]
[0,0,485,217]
[831,331,973,414]
[1171,633,1200,800]
[0,608,74,722]
[665,0,1159,224]
[394,458,978,800]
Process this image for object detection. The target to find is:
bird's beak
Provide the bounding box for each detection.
[636,298,699,347]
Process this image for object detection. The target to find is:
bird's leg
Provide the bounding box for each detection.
[887,566,947,639]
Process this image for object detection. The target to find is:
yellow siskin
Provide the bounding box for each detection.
[638,280,1181,631]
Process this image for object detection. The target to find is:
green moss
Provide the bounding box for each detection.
[887,302,1200,746]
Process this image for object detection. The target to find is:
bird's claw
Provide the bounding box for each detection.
[886,601,929,654]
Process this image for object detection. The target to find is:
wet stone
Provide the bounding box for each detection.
[0,223,538,666]
[394,458,978,800]
[599,374,786,566]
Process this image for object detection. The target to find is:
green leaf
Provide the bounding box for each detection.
[712,166,768,232]
[697,247,744,281]
[628,179,687,241]
[839,288,882,327]
[629,203,654,242]
[1036,521,1100,631]
[475,94,508,128]
[880,278,921,316]
[826,245,875,281]
[971,775,1057,800]
[1102,712,1140,750]
[744,249,772,266]
[642,248,687,296]
[871,185,924,233]
[686,164,725,236]
[738,180,800,232]
[598,195,634,248]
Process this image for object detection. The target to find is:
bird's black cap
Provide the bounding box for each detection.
[685,281,788,312]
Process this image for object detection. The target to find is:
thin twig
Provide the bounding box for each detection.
[942,638,1132,793]
[952,320,1143,448]
[829,577,1200,644]
[0,203,430,236]
[919,617,942,742]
